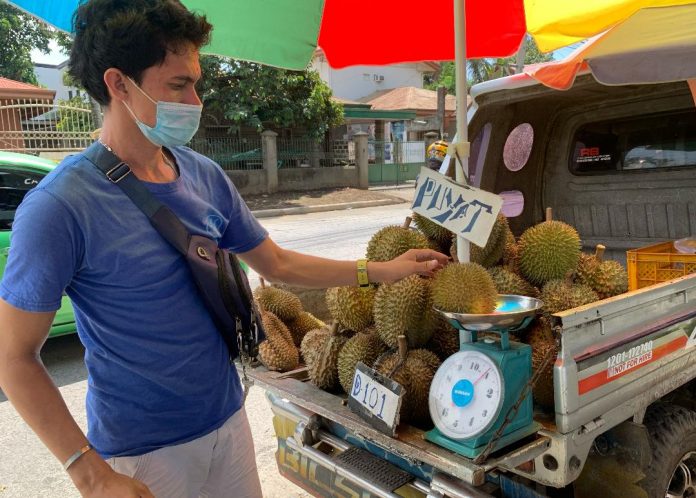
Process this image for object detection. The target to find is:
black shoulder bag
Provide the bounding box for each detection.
[83,142,265,391]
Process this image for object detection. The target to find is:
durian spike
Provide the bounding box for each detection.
[595,244,606,261]
[259,277,267,288]
[403,216,412,229]
[545,207,553,222]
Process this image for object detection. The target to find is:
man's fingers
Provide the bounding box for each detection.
[418,259,440,275]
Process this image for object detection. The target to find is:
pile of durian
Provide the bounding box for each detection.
[254,208,629,426]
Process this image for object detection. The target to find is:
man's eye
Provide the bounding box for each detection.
[171,85,185,90]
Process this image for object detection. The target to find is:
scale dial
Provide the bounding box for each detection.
[429,349,504,439]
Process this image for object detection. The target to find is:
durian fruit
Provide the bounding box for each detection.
[254,279,303,322]
[300,323,332,365]
[308,323,350,391]
[286,311,325,347]
[373,275,434,348]
[426,328,460,361]
[450,214,509,268]
[373,337,441,426]
[532,339,558,409]
[488,266,538,297]
[575,245,605,287]
[337,333,388,393]
[591,260,628,299]
[258,310,300,372]
[524,316,555,347]
[431,263,498,314]
[412,212,452,252]
[576,245,628,299]
[540,279,599,315]
[366,217,432,262]
[325,286,376,332]
[502,229,520,274]
[518,208,581,286]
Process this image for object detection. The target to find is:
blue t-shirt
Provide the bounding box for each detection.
[0,146,268,458]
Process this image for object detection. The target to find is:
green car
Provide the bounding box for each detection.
[0,151,76,338]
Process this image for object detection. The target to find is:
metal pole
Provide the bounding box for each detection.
[454,0,471,263]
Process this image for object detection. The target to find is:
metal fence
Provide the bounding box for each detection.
[368,140,425,185]
[0,98,95,153]
[277,138,354,169]
[189,137,263,170]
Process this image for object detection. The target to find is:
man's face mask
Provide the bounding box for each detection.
[123,76,202,147]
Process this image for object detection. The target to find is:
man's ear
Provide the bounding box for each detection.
[103,68,129,103]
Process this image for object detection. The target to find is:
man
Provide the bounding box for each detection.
[0,1,448,497]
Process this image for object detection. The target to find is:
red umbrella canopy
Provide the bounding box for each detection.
[318,0,526,68]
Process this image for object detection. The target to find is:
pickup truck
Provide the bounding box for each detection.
[246,72,696,497]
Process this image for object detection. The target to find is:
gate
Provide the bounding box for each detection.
[0,98,97,155]
[368,140,425,186]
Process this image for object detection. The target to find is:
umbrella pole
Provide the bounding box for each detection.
[454,0,471,263]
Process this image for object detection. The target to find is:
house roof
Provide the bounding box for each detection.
[0,77,43,91]
[331,95,369,107]
[359,86,463,112]
[0,76,55,100]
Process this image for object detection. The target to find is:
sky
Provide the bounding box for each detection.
[31,40,67,65]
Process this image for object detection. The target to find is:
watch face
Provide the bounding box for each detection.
[429,350,504,440]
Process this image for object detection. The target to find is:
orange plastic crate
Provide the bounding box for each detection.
[627,241,696,291]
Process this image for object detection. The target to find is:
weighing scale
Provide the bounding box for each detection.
[425,295,543,459]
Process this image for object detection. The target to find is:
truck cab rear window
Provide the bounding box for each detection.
[570,110,696,174]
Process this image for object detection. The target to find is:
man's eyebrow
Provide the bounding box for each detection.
[171,75,198,83]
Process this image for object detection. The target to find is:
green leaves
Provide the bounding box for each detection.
[199,56,343,138]
[0,2,53,84]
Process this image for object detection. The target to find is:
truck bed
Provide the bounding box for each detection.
[246,274,696,491]
[246,365,552,487]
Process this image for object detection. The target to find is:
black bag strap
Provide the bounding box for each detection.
[83,142,190,255]
[82,142,261,350]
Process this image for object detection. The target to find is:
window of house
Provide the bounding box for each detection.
[570,110,696,174]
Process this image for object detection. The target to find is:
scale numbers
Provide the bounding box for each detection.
[429,350,504,439]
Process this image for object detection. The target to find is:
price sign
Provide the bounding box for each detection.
[348,362,404,436]
[412,167,503,248]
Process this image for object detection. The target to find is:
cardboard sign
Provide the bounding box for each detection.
[348,362,404,436]
[412,167,503,248]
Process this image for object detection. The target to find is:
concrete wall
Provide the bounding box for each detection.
[227,170,267,195]
[278,166,359,192]
[227,166,359,196]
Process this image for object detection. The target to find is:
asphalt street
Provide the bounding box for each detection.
[0,197,414,498]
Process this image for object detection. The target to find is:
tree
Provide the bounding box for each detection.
[425,36,554,92]
[198,56,343,138]
[0,1,53,84]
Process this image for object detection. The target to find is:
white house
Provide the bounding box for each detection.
[311,48,439,102]
[34,60,84,101]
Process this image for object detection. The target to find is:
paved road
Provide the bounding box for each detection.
[0,197,414,498]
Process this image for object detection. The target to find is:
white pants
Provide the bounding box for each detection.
[108,408,263,498]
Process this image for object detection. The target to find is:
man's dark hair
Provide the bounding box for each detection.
[68,0,212,105]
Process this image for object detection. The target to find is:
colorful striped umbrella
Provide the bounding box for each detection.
[526,3,696,90]
[10,0,696,70]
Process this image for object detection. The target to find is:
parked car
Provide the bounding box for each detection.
[0,151,76,338]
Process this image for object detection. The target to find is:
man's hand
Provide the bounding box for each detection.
[80,472,154,498]
[71,453,154,498]
[374,248,450,283]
